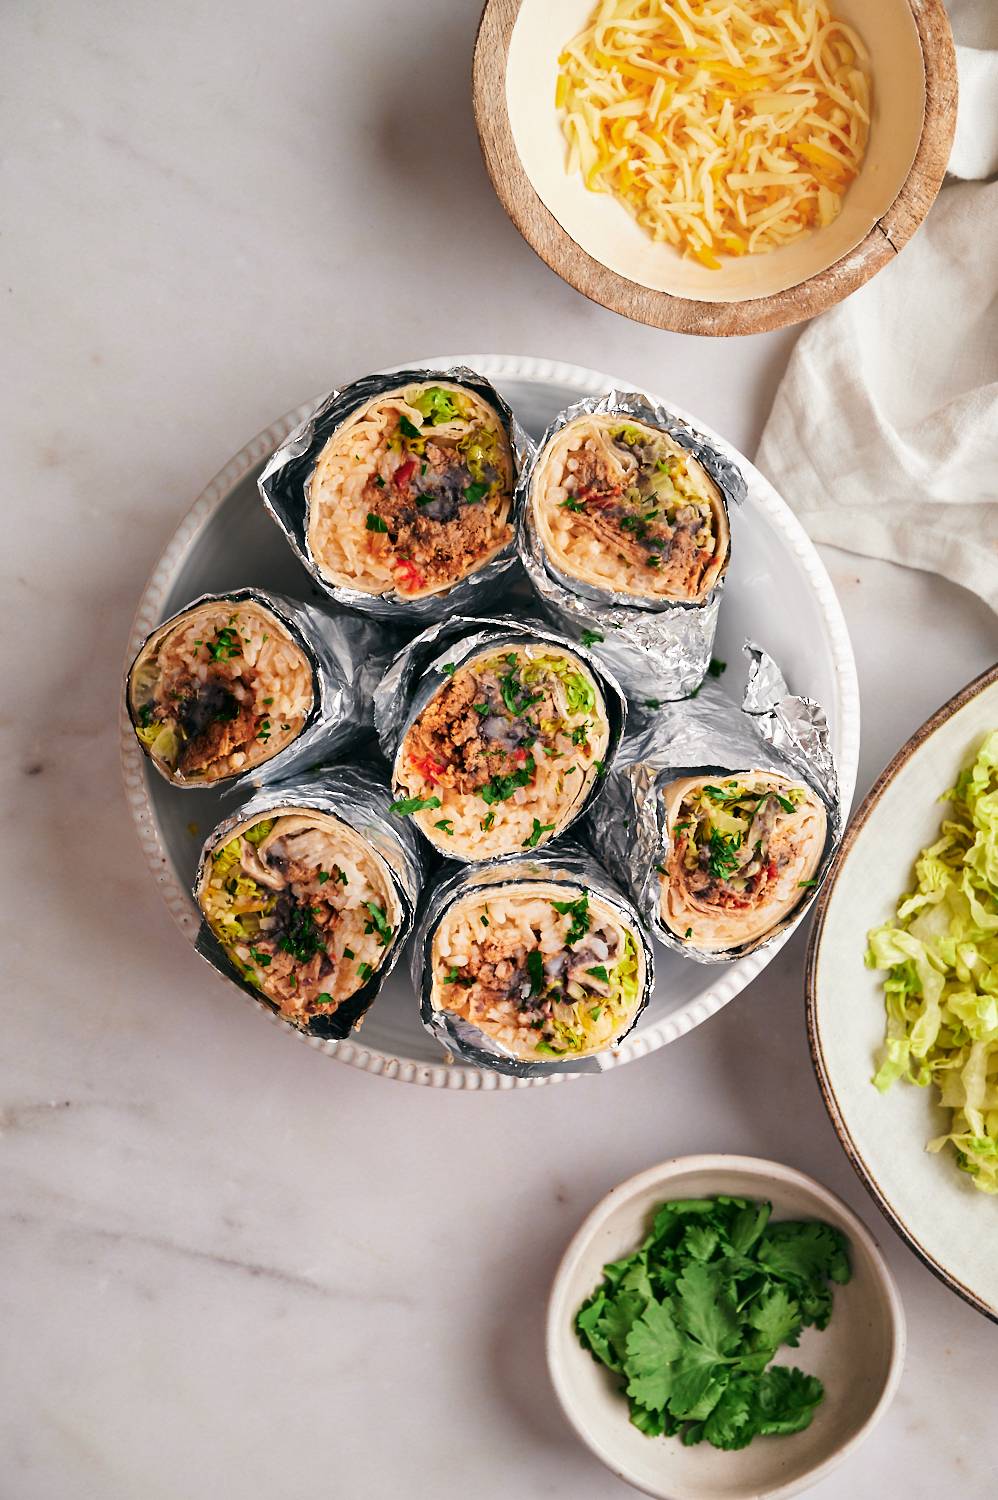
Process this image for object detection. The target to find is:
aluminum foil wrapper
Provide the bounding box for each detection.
[517,389,746,702]
[125,587,396,790]
[410,843,654,1077]
[585,642,842,963]
[193,764,426,1040]
[258,366,533,623]
[372,614,627,860]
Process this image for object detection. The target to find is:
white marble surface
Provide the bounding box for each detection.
[2,4,997,1498]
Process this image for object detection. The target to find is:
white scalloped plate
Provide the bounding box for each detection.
[121,354,859,1089]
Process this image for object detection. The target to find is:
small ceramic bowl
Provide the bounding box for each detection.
[474,0,957,334]
[547,1155,905,1499]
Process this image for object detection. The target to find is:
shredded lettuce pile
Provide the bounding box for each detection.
[866,730,998,1193]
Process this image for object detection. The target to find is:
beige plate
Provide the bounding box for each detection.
[474,0,956,334]
[807,664,998,1323]
[547,1155,905,1500]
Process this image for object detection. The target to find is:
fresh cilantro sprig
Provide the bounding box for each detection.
[574,1195,849,1451]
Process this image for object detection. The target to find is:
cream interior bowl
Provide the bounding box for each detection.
[807,665,998,1323]
[505,0,925,304]
[547,1155,905,1500]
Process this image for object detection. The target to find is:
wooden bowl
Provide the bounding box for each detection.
[473,0,957,336]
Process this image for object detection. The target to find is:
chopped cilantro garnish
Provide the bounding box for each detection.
[586,965,609,983]
[249,947,272,968]
[684,926,693,938]
[316,993,334,1006]
[571,723,589,747]
[551,892,590,945]
[479,756,535,805]
[317,871,330,884]
[434,818,454,835]
[523,817,555,848]
[526,950,544,996]
[207,626,242,662]
[337,869,348,885]
[398,414,420,439]
[366,513,389,533]
[278,902,326,963]
[137,702,155,728]
[374,474,385,488]
[357,961,374,981]
[343,947,355,959]
[364,901,393,947]
[560,497,584,512]
[463,481,489,505]
[481,811,495,832]
[797,878,819,889]
[473,702,489,716]
[443,965,473,988]
[580,630,603,647]
[440,663,456,676]
[390,794,442,816]
[707,828,742,879]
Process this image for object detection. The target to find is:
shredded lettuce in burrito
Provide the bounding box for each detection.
[660,772,826,951]
[198,810,401,1028]
[392,644,609,858]
[307,381,514,601]
[430,882,644,1061]
[867,730,998,1193]
[532,413,729,601]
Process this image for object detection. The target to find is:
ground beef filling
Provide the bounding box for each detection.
[240,842,342,1010]
[151,669,262,775]
[405,669,554,796]
[452,925,621,1030]
[363,438,509,595]
[563,446,716,590]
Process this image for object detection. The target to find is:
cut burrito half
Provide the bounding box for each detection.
[426,874,648,1066]
[391,642,610,859]
[660,771,827,952]
[127,598,313,786]
[306,381,514,601]
[530,411,729,602]
[197,807,404,1035]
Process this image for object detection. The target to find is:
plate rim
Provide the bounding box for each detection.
[805,660,998,1323]
[120,351,860,1091]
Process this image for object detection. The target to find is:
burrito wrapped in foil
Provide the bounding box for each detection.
[518,390,744,702]
[193,766,424,1041]
[586,643,842,963]
[411,844,654,1077]
[259,366,532,622]
[373,615,626,863]
[125,588,392,789]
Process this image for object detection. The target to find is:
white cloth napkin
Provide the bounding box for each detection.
[756,4,998,611]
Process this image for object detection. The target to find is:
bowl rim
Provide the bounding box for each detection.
[546,1153,907,1500]
[805,661,998,1326]
[472,0,957,336]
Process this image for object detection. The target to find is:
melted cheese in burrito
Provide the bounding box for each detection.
[197,810,402,1028]
[430,881,645,1062]
[128,600,313,785]
[307,382,514,601]
[532,413,729,601]
[393,645,609,859]
[660,772,826,952]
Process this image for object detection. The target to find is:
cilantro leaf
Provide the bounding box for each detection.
[747,1286,801,1352]
[624,1300,684,1413]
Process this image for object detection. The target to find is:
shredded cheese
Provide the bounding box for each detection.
[557,0,872,266]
